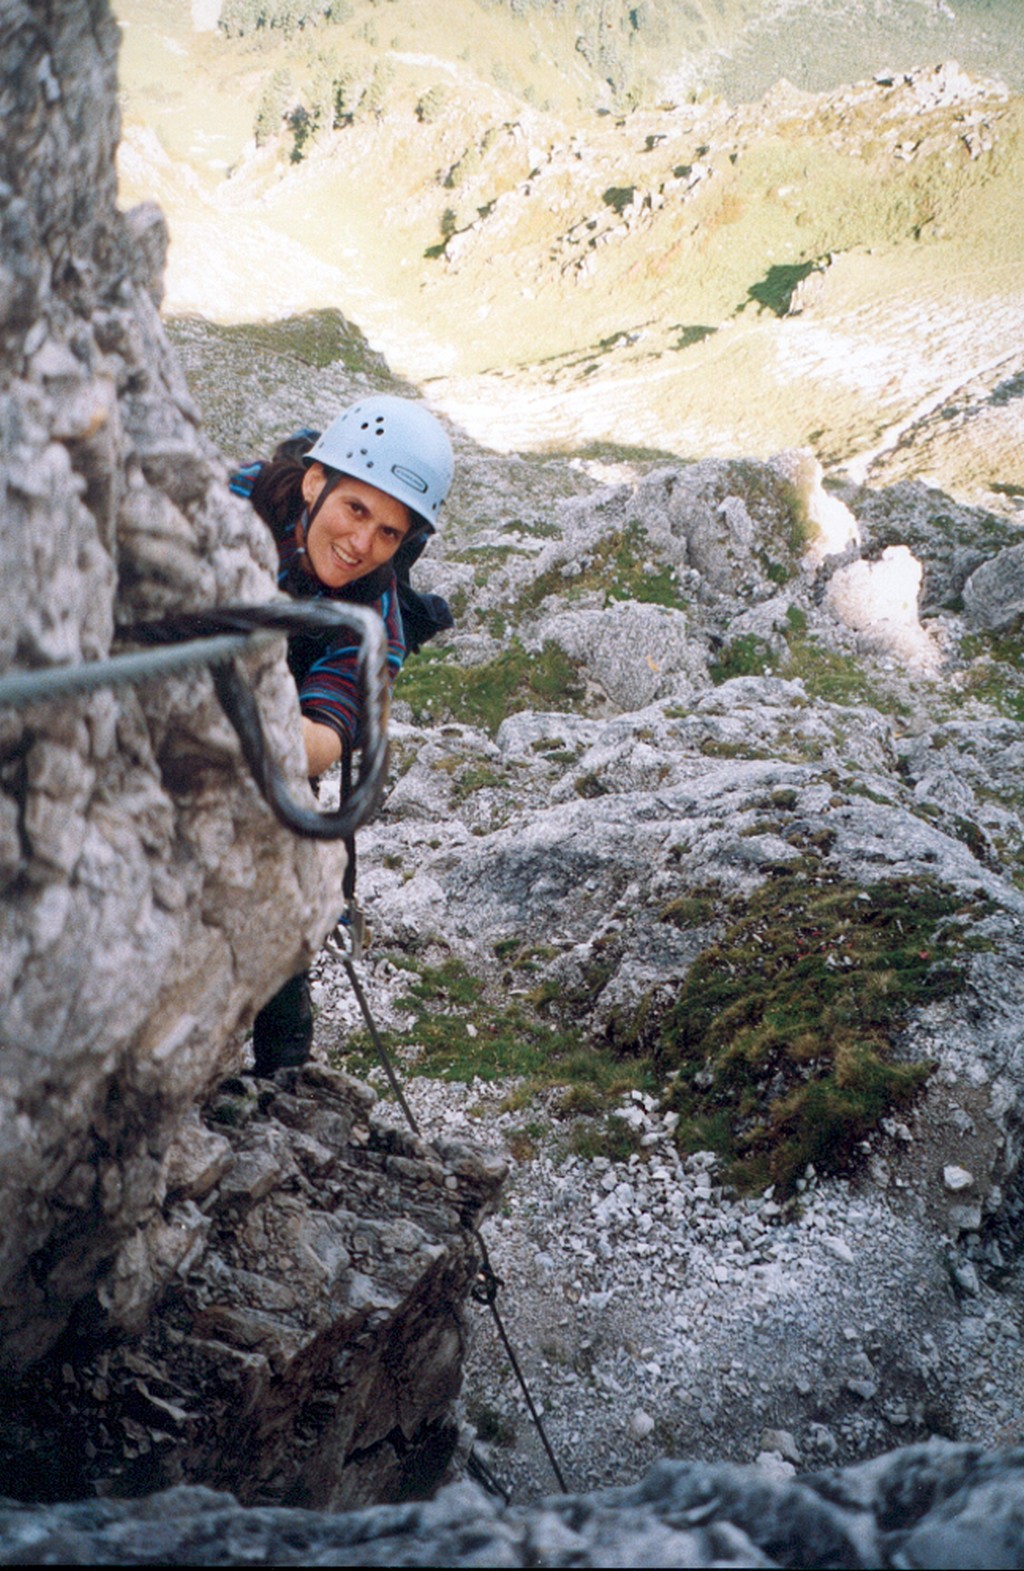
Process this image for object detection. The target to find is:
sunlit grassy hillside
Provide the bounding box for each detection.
[115,1,1024,507]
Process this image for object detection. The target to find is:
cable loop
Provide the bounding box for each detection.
[470,1259,503,1307]
[0,600,390,842]
[0,600,571,1485]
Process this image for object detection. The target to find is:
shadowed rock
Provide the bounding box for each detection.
[0,1440,1021,1566]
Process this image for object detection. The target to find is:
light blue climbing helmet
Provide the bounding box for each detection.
[304,394,454,533]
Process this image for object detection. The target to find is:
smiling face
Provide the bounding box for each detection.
[300,464,413,589]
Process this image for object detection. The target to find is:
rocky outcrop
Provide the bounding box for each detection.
[1,1440,1022,1567]
[0,1065,504,1507]
[0,0,336,1373]
[116,265,1024,1498]
[6,0,1024,1535]
[0,0,501,1508]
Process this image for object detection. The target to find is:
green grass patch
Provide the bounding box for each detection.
[673,324,717,350]
[710,634,773,683]
[492,938,558,972]
[468,544,520,574]
[784,632,907,713]
[331,955,655,1112]
[574,771,609,799]
[845,780,896,807]
[698,739,773,760]
[654,874,987,1196]
[770,787,799,810]
[567,440,691,467]
[181,308,394,376]
[519,520,686,614]
[659,893,718,928]
[568,1116,645,1162]
[444,761,508,803]
[467,1400,517,1448]
[960,627,1024,722]
[506,1123,547,1162]
[602,184,637,216]
[395,639,585,734]
[743,259,821,317]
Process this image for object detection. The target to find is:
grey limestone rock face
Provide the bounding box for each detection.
[532,600,706,711]
[505,451,817,619]
[963,542,1024,632]
[354,438,1024,1492]
[0,0,501,1512]
[0,0,345,1376]
[843,479,1023,619]
[0,1440,1021,1567]
[7,0,1024,1535]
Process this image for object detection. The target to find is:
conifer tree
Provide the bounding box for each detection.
[253,68,291,145]
[415,85,450,124]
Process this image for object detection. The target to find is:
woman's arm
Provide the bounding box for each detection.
[301,715,343,777]
[297,583,406,781]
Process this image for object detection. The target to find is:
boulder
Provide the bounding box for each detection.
[963,543,1024,632]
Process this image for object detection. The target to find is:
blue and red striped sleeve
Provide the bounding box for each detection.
[229,462,261,500]
[298,585,406,753]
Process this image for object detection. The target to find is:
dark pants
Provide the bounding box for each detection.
[251,970,313,1076]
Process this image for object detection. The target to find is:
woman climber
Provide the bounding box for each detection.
[230,393,455,1075]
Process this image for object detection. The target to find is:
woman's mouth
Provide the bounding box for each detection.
[331,545,361,570]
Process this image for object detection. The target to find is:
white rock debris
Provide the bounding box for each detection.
[297,424,1024,1503]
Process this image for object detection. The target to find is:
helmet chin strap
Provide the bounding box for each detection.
[296,471,343,567]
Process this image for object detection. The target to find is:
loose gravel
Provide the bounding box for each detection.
[309,941,1024,1507]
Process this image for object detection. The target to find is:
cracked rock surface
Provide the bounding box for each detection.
[0,1066,504,1508]
[0,1441,1021,1567]
[0,0,503,1510]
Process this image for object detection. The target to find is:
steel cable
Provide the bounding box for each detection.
[0,600,390,841]
[329,934,571,1498]
[2,597,569,1494]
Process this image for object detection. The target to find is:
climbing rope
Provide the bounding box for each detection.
[471,1228,569,1495]
[328,938,423,1138]
[0,601,390,841]
[465,1445,511,1505]
[328,922,570,1499]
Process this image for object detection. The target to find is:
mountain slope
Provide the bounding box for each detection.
[117,14,1024,511]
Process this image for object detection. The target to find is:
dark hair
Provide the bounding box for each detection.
[272,428,321,464]
[249,457,305,535]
